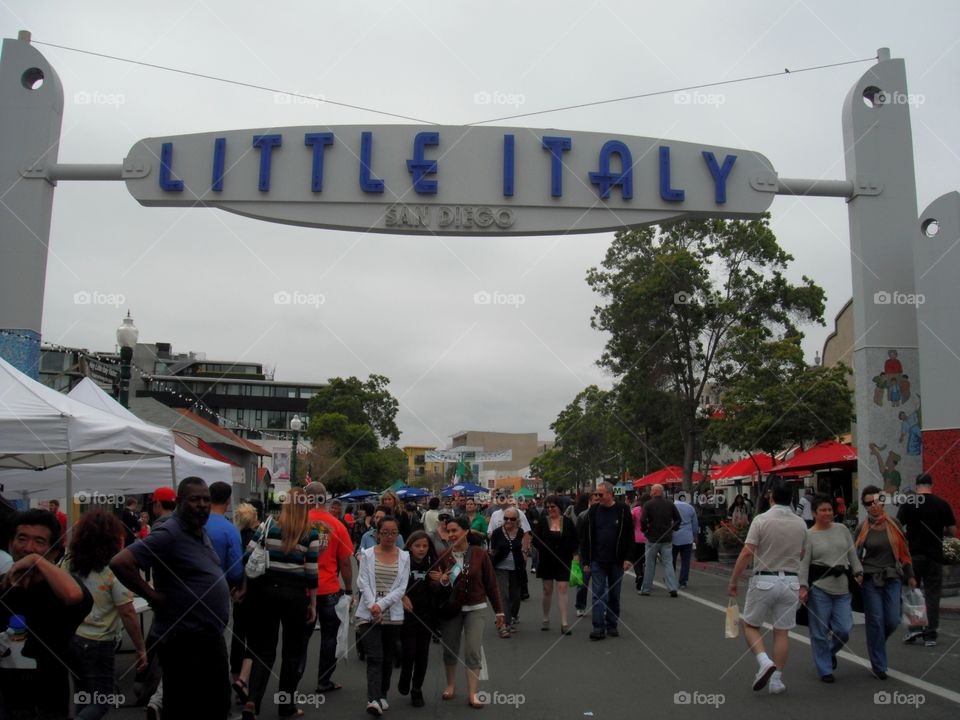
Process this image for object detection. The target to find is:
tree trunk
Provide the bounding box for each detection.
[682,429,697,494]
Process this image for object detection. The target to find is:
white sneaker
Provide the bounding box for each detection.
[768,677,786,695]
[752,660,776,691]
[366,700,383,716]
[576,609,585,617]
[379,698,389,711]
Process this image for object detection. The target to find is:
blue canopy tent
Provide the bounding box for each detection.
[337,488,379,501]
[395,486,431,499]
[440,482,486,497]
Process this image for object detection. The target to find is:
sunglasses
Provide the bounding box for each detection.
[863,496,884,507]
[504,517,518,522]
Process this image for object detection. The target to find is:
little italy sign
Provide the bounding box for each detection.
[124,125,776,235]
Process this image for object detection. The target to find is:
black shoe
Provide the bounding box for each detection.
[411,689,424,708]
[820,674,835,683]
[670,591,678,598]
[521,593,531,601]
[589,631,606,640]
[871,669,887,680]
[398,675,410,696]
[832,655,837,670]
[607,628,619,637]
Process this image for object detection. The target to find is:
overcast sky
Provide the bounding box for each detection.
[4,1,959,450]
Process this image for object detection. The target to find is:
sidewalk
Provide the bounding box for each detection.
[693,558,960,615]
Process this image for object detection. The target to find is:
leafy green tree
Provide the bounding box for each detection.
[587,216,826,491]
[709,334,854,456]
[529,448,577,493]
[549,385,623,491]
[305,374,402,492]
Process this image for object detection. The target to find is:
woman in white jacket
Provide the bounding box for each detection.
[356,515,411,717]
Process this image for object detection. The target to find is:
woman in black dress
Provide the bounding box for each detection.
[532,495,579,634]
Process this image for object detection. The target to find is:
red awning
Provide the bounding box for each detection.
[710,454,775,480]
[632,466,704,488]
[769,440,857,473]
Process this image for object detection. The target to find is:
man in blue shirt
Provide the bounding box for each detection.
[111,477,232,720]
[206,481,244,586]
[672,494,700,589]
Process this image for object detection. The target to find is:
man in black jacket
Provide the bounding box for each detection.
[578,482,633,640]
[639,484,682,597]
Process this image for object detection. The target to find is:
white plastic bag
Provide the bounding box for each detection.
[478,645,489,681]
[725,598,740,638]
[902,587,927,627]
[334,594,351,659]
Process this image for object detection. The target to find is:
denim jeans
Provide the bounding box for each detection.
[672,544,692,586]
[590,561,624,634]
[575,583,589,610]
[910,555,943,640]
[806,587,852,677]
[299,591,342,687]
[69,636,116,720]
[358,623,399,703]
[641,542,678,593]
[247,580,309,716]
[861,578,901,673]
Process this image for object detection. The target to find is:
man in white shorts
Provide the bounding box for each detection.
[728,476,807,695]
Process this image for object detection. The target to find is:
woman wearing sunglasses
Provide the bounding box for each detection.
[854,485,916,680]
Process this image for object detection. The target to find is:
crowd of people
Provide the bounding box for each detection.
[0,472,955,717]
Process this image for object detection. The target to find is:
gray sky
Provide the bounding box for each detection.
[5,1,959,449]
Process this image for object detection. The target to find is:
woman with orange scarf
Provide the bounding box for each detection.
[855,485,917,680]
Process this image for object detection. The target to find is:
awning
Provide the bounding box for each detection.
[769,440,857,473]
[710,454,775,481]
[632,466,704,488]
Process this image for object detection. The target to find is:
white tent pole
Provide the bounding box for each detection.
[65,457,74,535]
[170,454,177,489]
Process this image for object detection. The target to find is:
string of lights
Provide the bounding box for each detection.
[2,330,301,441]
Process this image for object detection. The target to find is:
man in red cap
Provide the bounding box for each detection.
[151,487,177,528]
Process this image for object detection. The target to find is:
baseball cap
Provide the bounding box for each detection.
[152,487,177,503]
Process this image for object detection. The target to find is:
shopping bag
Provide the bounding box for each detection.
[569,558,584,588]
[725,598,740,638]
[334,594,351,659]
[901,587,928,627]
[478,645,489,681]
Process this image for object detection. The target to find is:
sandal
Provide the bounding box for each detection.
[316,682,343,693]
[499,626,511,638]
[241,701,257,720]
[442,689,456,700]
[232,679,250,704]
[468,696,485,709]
[541,620,550,631]
[561,624,572,635]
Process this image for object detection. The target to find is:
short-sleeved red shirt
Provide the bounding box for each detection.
[308,509,353,594]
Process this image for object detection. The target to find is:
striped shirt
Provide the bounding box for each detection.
[374,557,401,625]
[247,520,320,586]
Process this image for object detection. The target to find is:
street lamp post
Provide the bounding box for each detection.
[289,415,302,486]
[115,311,139,409]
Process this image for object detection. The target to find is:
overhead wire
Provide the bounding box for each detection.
[34,40,876,126]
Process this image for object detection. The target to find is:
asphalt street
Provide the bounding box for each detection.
[98,563,958,719]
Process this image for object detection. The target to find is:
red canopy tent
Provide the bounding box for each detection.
[633,466,705,488]
[710,454,776,481]
[769,440,857,473]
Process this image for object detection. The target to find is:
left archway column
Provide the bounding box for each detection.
[0,31,64,377]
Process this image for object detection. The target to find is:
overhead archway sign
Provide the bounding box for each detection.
[124,125,776,235]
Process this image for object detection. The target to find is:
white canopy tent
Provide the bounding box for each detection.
[0,358,175,518]
[0,376,232,498]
